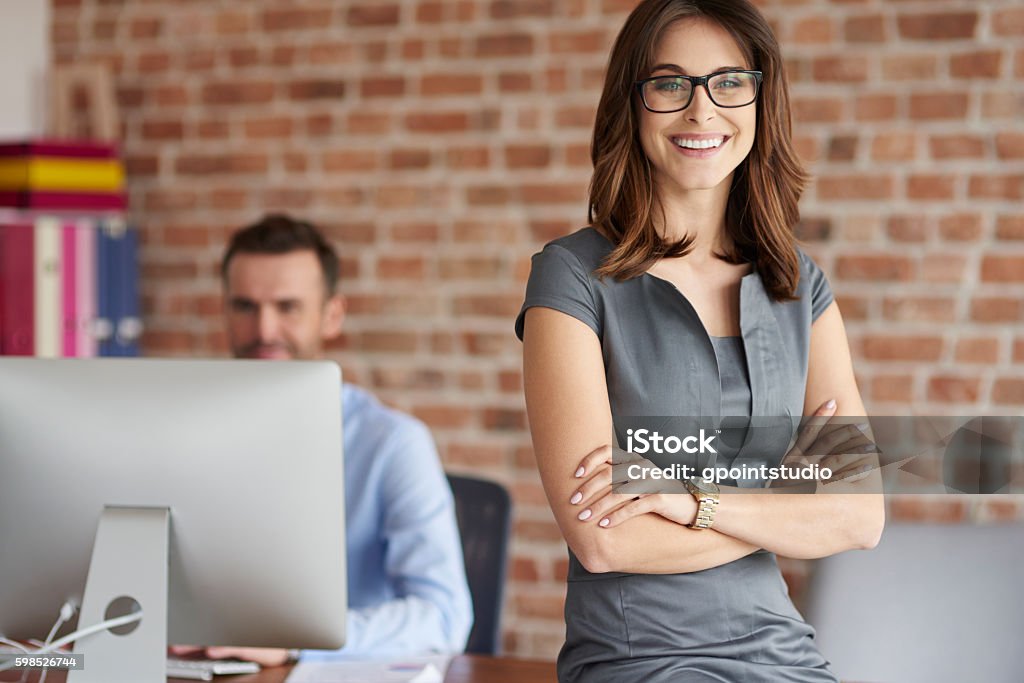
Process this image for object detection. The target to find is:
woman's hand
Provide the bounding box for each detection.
[568,445,698,529]
[771,398,876,487]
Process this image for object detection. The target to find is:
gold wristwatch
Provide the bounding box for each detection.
[684,477,720,530]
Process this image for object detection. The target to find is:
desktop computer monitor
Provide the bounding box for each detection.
[0,358,346,682]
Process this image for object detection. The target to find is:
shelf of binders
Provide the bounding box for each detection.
[0,140,139,358]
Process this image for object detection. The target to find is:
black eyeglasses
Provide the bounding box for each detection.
[635,70,763,113]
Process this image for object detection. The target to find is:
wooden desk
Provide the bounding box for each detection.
[3,655,557,683]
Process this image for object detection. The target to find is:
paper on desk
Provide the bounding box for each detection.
[285,655,451,683]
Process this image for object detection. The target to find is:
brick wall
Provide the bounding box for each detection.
[49,0,1023,660]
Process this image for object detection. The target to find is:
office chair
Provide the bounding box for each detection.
[446,474,512,655]
[802,522,1024,683]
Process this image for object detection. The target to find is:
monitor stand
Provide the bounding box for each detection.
[68,506,169,683]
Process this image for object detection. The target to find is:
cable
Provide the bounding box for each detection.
[38,601,77,683]
[0,611,143,673]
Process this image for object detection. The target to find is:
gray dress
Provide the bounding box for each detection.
[515,228,838,683]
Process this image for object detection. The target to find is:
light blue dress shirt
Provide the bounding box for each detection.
[302,383,473,659]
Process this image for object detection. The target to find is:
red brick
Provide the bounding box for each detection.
[131,17,162,39]
[201,81,275,105]
[996,215,1024,241]
[950,50,1003,79]
[389,149,431,169]
[454,295,523,317]
[322,150,377,173]
[938,213,983,241]
[439,256,504,279]
[970,297,1023,322]
[898,12,978,40]
[514,519,563,543]
[475,33,534,57]
[412,405,475,429]
[446,146,490,169]
[907,175,956,200]
[378,256,426,280]
[843,13,884,42]
[789,96,841,123]
[215,10,249,34]
[175,153,268,176]
[871,132,917,161]
[996,133,1024,160]
[862,335,943,361]
[505,145,552,169]
[928,377,981,403]
[826,135,857,161]
[1015,338,1024,363]
[929,134,986,160]
[491,0,555,19]
[817,175,895,200]
[519,183,586,205]
[881,54,938,81]
[909,93,969,120]
[290,79,347,100]
[981,92,1024,119]
[855,95,898,121]
[516,592,565,621]
[549,29,608,54]
[510,557,540,582]
[886,215,929,242]
[992,8,1024,36]
[993,380,1024,405]
[347,3,399,25]
[229,47,260,69]
[141,120,183,141]
[890,498,967,523]
[882,297,955,323]
[483,407,526,431]
[244,116,293,139]
[969,175,1024,200]
[981,256,1024,283]
[406,112,469,133]
[262,8,333,31]
[871,375,914,403]
[812,56,869,83]
[466,185,511,206]
[955,338,1000,364]
[421,73,483,96]
[920,253,968,283]
[839,253,913,280]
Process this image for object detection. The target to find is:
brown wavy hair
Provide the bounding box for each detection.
[589,0,808,300]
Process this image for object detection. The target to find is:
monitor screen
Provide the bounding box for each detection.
[0,358,346,668]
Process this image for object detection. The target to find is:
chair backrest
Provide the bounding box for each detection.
[446,473,512,655]
[802,522,1024,683]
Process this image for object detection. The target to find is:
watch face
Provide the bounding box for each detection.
[690,477,719,495]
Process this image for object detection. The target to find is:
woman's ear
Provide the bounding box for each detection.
[320,294,346,340]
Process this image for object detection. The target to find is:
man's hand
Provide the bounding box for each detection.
[168,645,290,667]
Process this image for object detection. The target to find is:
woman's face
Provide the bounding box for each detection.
[637,18,757,202]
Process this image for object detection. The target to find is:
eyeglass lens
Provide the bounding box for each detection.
[643,71,758,111]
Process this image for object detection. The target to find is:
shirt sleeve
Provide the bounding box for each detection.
[302,420,473,660]
[799,249,835,323]
[515,243,601,340]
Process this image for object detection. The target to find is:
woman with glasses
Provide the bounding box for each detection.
[516,0,883,681]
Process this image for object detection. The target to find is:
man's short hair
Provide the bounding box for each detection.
[221,214,340,296]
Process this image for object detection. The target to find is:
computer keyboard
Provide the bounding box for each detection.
[166,656,261,681]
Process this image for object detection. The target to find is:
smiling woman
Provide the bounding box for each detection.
[516,0,883,682]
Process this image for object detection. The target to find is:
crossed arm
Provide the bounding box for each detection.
[521,303,884,575]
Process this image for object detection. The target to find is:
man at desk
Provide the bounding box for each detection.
[179,213,473,664]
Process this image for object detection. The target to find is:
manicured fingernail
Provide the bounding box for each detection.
[570,491,583,505]
[856,422,870,433]
[575,466,585,478]
[825,399,836,410]
[599,518,610,527]
[578,509,592,521]
[858,443,875,453]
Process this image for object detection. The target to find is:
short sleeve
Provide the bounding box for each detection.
[515,243,600,340]
[800,249,835,323]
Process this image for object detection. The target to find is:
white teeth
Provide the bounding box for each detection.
[674,137,724,150]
